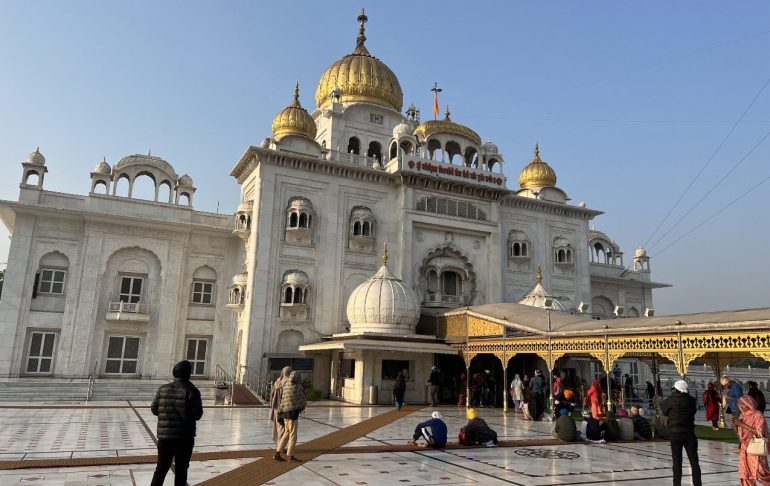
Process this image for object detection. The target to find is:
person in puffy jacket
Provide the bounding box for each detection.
[459,408,498,446]
[661,380,702,486]
[150,360,203,486]
[274,371,307,462]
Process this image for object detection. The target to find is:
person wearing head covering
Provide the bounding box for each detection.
[580,410,606,443]
[629,405,652,440]
[274,371,307,462]
[510,374,524,413]
[552,408,578,442]
[393,371,407,410]
[553,375,564,397]
[428,366,442,407]
[661,380,702,486]
[408,411,447,448]
[459,408,499,446]
[747,381,767,414]
[554,388,576,416]
[270,366,292,447]
[722,376,744,418]
[150,360,203,486]
[616,408,635,441]
[703,382,722,431]
[586,379,604,420]
[732,395,770,485]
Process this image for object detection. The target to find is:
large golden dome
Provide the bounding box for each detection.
[272,83,317,141]
[413,108,482,145]
[518,143,558,189]
[315,10,403,112]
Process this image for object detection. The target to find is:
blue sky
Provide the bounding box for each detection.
[1,1,769,314]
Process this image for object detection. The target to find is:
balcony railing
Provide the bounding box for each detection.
[325,150,380,169]
[106,301,150,322]
[423,293,465,307]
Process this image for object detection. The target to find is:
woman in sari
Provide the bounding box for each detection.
[733,395,770,485]
[586,379,604,420]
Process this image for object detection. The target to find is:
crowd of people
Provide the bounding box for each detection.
[141,360,770,486]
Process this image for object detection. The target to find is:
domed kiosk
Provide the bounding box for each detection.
[299,244,456,404]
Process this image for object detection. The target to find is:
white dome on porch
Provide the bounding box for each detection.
[346,244,420,334]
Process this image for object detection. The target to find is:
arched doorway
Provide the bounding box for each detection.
[468,354,504,407]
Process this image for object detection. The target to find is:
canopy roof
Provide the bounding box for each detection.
[442,303,770,337]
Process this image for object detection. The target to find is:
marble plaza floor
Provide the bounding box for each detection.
[0,401,747,485]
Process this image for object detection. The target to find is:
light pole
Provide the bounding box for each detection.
[544,298,554,415]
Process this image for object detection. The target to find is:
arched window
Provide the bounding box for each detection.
[348,137,360,155]
[427,139,442,161]
[445,141,461,164]
[114,174,130,197]
[280,270,310,317]
[513,242,521,257]
[348,206,376,251]
[389,142,397,160]
[93,181,108,194]
[367,141,382,161]
[285,197,314,244]
[442,271,461,296]
[131,172,156,201]
[24,170,40,186]
[191,266,217,305]
[37,252,70,296]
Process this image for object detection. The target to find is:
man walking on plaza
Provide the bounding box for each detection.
[662,380,702,486]
[428,366,441,406]
[150,360,204,486]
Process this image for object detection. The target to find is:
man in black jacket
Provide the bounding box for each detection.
[150,360,204,486]
[661,380,702,486]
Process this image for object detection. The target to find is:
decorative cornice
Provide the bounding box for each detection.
[500,194,602,220]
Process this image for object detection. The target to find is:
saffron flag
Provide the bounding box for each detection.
[433,91,439,118]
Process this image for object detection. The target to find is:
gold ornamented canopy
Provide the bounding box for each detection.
[413,106,482,145]
[315,9,403,112]
[272,82,317,141]
[518,143,558,189]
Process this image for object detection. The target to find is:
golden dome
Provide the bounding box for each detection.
[518,143,557,189]
[413,107,481,145]
[315,10,403,112]
[271,83,317,141]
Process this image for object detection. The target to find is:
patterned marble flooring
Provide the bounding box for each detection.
[0,403,746,485]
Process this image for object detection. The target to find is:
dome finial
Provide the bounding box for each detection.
[536,265,543,284]
[534,142,540,160]
[292,81,301,107]
[354,8,369,54]
[382,241,389,266]
[444,105,451,121]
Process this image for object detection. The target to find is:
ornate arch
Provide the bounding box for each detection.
[414,243,478,305]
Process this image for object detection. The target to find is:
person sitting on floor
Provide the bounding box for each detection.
[554,389,577,416]
[408,411,447,448]
[602,410,620,441]
[580,411,606,443]
[552,408,578,442]
[458,408,499,446]
[616,408,635,441]
[630,405,652,440]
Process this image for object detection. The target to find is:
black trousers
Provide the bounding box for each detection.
[670,432,702,486]
[150,437,195,486]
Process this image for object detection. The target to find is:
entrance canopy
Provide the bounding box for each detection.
[437,303,770,377]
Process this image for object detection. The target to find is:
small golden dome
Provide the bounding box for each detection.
[271,83,317,141]
[518,143,557,189]
[413,107,481,145]
[315,10,403,112]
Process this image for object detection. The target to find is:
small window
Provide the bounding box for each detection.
[191,281,214,305]
[38,269,66,295]
[382,359,410,380]
[119,276,143,303]
[186,338,208,376]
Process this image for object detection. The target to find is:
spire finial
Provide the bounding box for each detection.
[292,81,300,107]
[148,148,152,157]
[35,146,40,154]
[382,241,389,266]
[445,105,451,120]
[355,8,368,52]
[536,266,543,284]
[534,142,540,158]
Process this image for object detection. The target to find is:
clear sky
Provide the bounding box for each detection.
[1,1,769,315]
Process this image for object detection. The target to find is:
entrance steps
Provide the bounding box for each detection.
[0,378,216,402]
[0,378,90,401]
